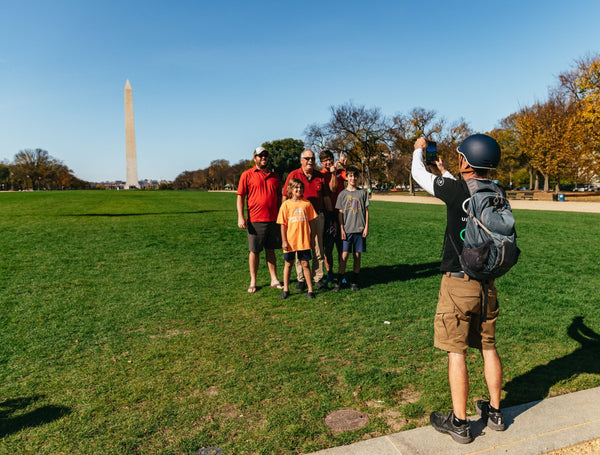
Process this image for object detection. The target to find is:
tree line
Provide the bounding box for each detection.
[0,149,89,191]
[175,54,600,193]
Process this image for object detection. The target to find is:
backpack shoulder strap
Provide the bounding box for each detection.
[463,179,496,236]
[465,178,481,196]
[466,178,500,195]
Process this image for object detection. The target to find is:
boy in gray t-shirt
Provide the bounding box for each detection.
[334,166,370,291]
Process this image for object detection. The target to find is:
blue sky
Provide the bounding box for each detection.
[1,0,599,182]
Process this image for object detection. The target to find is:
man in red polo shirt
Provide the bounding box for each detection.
[237,146,283,293]
[283,149,332,289]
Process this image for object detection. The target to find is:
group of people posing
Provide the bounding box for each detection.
[236,148,369,299]
[238,134,511,445]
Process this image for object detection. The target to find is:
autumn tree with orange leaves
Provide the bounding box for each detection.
[557,54,600,184]
[515,96,580,192]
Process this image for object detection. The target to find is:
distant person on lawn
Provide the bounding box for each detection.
[334,166,369,291]
[277,179,318,299]
[237,146,283,293]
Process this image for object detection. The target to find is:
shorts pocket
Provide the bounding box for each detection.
[449,287,484,317]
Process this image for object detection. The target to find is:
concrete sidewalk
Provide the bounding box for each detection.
[309,387,600,455]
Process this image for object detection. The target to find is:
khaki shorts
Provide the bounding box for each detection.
[434,273,499,354]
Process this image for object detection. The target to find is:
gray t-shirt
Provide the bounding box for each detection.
[335,188,369,234]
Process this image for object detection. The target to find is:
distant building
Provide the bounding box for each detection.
[91,179,172,190]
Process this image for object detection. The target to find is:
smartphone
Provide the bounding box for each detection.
[425,141,437,165]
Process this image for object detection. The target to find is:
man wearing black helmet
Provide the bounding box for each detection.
[411,135,505,444]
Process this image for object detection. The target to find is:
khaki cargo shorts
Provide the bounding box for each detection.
[434,273,499,354]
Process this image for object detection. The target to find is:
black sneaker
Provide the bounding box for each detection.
[279,291,290,300]
[476,400,505,431]
[295,281,307,291]
[326,271,335,284]
[334,279,346,292]
[306,291,316,299]
[430,411,472,444]
[314,280,327,290]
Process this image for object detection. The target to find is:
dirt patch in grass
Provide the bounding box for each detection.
[379,409,408,432]
[324,409,369,434]
[148,329,191,339]
[217,403,240,420]
[204,386,219,396]
[396,386,423,404]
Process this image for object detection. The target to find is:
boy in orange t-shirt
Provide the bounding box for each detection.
[276,179,318,299]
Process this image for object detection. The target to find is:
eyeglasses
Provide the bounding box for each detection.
[257,153,269,158]
[301,156,315,161]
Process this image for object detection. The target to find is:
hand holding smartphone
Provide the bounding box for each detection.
[425,141,437,165]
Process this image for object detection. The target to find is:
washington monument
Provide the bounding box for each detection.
[124,80,138,189]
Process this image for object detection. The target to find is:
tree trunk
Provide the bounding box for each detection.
[543,173,550,192]
[529,165,535,189]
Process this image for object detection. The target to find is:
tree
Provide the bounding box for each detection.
[173,171,195,190]
[230,159,252,187]
[207,159,231,190]
[489,113,528,188]
[305,102,388,188]
[557,54,600,183]
[515,97,578,192]
[10,148,86,190]
[0,163,9,190]
[438,118,472,177]
[12,149,53,188]
[388,108,447,192]
[173,158,252,190]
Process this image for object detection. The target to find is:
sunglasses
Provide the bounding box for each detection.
[257,153,269,158]
[301,156,315,161]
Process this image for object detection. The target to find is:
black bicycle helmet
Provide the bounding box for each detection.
[457,134,501,169]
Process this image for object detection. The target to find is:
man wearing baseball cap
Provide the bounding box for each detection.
[237,146,283,293]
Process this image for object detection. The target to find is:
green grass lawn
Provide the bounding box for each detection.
[1,190,599,454]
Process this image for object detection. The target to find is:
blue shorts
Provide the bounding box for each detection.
[284,249,312,262]
[342,233,366,253]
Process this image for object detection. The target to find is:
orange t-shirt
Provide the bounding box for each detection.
[276,199,317,252]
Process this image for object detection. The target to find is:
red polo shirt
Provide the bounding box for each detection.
[237,166,281,222]
[284,168,329,213]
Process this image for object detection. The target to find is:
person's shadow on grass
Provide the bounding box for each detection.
[501,316,600,412]
[360,261,440,286]
[0,395,70,437]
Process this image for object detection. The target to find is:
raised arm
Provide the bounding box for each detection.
[411,137,437,196]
